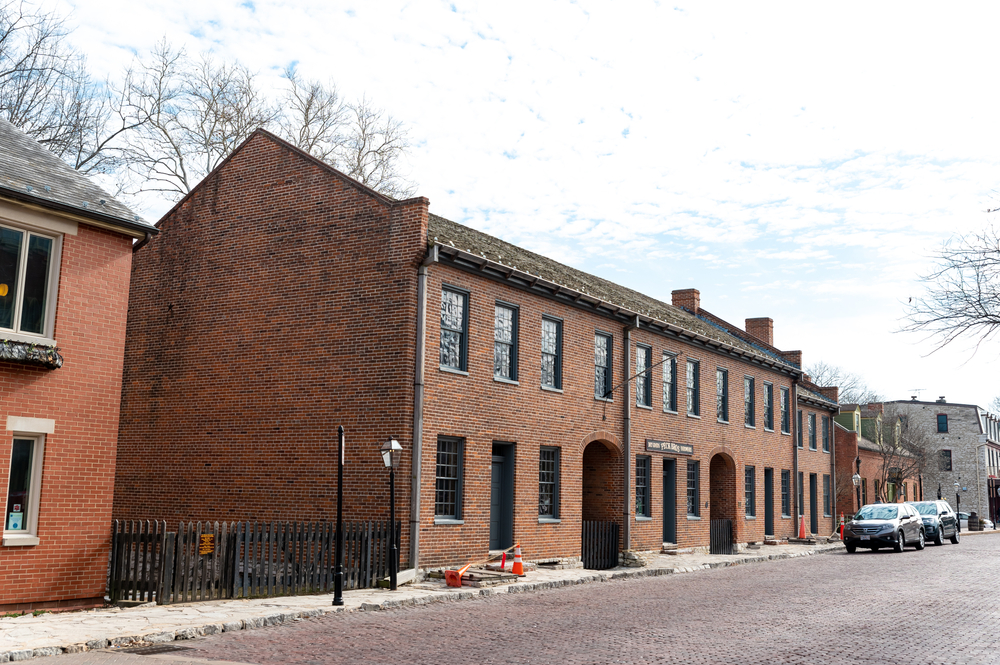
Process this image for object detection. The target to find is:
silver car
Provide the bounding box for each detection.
[843,503,926,553]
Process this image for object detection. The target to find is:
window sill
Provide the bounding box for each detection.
[764,428,774,433]
[717,419,729,424]
[745,516,756,520]
[493,376,519,386]
[0,337,62,369]
[781,515,791,519]
[664,409,678,415]
[540,385,563,394]
[822,450,831,454]
[595,396,614,403]
[745,424,756,430]
[538,517,561,524]
[781,431,791,436]
[686,516,701,520]
[2,533,39,546]
[687,413,701,419]
[434,517,464,525]
[809,448,817,452]
[636,516,652,522]
[636,404,652,411]
[439,366,468,377]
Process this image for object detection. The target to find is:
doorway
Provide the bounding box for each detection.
[663,458,677,543]
[764,468,774,536]
[809,473,818,535]
[490,443,514,550]
[709,453,737,554]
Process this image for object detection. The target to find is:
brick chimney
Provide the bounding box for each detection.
[866,402,884,415]
[671,288,700,315]
[781,350,802,367]
[818,386,839,403]
[745,317,774,346]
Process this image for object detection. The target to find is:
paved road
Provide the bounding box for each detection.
[50,534,1000,665]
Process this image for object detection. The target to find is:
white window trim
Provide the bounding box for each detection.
[3,423,50,546]
[0,222,62,343]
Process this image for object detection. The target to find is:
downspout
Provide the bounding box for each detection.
[133,231,153,253]
[829,402,836,535]
[622,316,638,551]
[410,244,437,571]
[792,378,800,533]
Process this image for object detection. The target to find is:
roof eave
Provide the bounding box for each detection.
[0,187,156,239]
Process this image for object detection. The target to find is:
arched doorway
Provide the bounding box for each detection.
[581,440,621,569]
[709,453,737,554]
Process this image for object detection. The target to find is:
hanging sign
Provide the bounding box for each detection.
[645,439,693,455]
[199,534,215,555]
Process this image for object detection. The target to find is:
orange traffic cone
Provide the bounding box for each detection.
[799,515,806,539]
[511,542,524,576]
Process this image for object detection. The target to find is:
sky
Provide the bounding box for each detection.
[59,0,1000,407]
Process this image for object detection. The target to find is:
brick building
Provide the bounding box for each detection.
[0,119,156,610]
[115,130,838,570]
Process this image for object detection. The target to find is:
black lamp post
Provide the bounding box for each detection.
[380,438,402,591]
[853,456,862,512]
[955,480,962,533]
[333,426,345,606]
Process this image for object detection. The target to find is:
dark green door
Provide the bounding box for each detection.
[663,459,677,543]
[810,473,818,535]
[764,468,774,536]
[489,443,513,550]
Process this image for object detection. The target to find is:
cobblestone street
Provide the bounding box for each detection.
[48,534,1000,665]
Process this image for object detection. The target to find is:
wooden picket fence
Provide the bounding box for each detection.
[109,519,401,604]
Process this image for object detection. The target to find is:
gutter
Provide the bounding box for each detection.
[410,245,438,570]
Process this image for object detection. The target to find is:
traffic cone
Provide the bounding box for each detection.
[511,542,524,576]
[799,515,806,539]
[839,513,845,540]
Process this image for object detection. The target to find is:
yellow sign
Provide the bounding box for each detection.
[199,534,215,556]
[0,284,7,297]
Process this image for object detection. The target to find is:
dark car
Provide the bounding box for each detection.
[908,500,960,545]
[843,503,925,553]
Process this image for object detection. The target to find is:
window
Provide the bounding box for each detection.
[541,317,562,389]
[636,456,651,518]
[797,471,804,517]
[781,470,791,517]
[745,466,756,517]
[940,449,953,471]
[780,388,790,434]
[0,226,57,338]
[686,460,700,516]
[822,416,830,453]
[440,287,468,371]
[744,376,755,427]
[539,447,560,518]
[686,360,700,416]
[797,410,803,448]
[594,333,612,399]
[636,345,652,408]
[434,437,463,519]
[663,353,677,412]
[716,369,729,422]
[823,475,831,516]
[763,383,774,430]
[494,303,518,381]
[862,478,868,505]
[808,414,817,450]
[937,414,948,433]
[4,436,44,540]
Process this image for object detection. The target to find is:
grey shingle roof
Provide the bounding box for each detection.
[427,213,798,370]
[0,118,152,232]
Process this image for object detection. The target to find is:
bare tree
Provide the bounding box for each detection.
[805,361,883,405]
[277,67,345,164]
[339,95,413,198]
[866,404,929,502]
[903,225,1000,353]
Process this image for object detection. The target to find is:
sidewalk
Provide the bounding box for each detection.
[1,542,843,662]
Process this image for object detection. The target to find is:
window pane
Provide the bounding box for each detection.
[663,354,676,411]
[6,438,33,530]
[441,290,465,331]
[435,439,461,517]
[494,304,515,379]
[764,384,773,430]
[440,330,462,368]
[440,290,466,370]
[594,334,610,399]
[0,227,24,330]
[541,319,560,388]
[686,360,699,416]
[636,456,650,517]
[716,369,727,421]
[539,448,558,516]
[687,461,699,515]
[744,377,754,426]
[19,235,51,334]
[636,347,649,407]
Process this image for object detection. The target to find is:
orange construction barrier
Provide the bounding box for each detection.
[799,515,806,539]
[511,542,524,576]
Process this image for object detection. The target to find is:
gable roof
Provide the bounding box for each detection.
[0,118,154,237]
[428,213,801,373]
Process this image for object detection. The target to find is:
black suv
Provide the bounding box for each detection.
[907,500,960,545]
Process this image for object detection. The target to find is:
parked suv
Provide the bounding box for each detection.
[844,503,925,553]
[908,500,960,545]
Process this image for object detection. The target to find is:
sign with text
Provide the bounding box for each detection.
[199,534,215,556]
[645,439,693,456]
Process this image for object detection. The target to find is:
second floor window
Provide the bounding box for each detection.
[780,387,790,434]
[940,449,953,471]
[744,377,755,427]
[494,303,518,380]
[809,413,817,450]
[686,359,700,416]
[663,353,677,412]
[595,333,612,399]
[0,227,56,337]
[636,345,652,407]
[440,287,468,371]
[763,383,774,430]
[541,317,562,389]
[822,415,830,452]
[797,410,803,448]
[937,414,949,432]
[716,368,728,422]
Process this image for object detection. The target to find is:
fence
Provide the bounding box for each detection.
[581,520,620,570]
[109,519,400,604]
[709,518,735,555]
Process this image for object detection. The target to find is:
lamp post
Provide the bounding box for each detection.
[955,480,961,533]
[333,426,345,606]
[853,456,862,512]
[380,438,402,591]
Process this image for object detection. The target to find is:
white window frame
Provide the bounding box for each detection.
[3,416,53,546]
[0,220,62,345]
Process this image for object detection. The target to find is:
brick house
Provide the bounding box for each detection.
[0,119,156,611]
[114,129,838,570]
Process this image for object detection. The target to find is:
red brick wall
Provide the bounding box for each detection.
[796,403,837,536]
[0,223,133,609]
[114,131,428,567]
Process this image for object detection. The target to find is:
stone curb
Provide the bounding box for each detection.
[0,543,843,662]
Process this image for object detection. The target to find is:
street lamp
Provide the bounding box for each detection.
[380,438,402,591]
[955,480,961,533]
[853,456,862,512]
